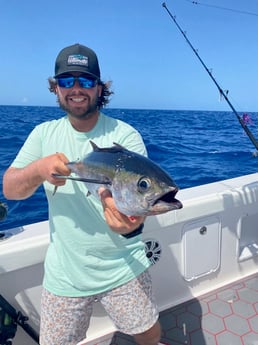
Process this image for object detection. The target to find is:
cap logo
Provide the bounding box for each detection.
[67,54,88,67]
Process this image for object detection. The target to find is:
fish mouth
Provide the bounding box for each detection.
[150,189,183,214]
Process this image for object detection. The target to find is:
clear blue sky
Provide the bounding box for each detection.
[1,0,258,111]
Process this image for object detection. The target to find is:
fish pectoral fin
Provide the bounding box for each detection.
[52,173,111,185]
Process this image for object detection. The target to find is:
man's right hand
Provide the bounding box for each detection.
[3,153,70,200]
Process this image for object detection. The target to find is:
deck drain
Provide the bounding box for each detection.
[144,239,162,265]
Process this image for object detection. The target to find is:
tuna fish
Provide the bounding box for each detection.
[54,141,183,216]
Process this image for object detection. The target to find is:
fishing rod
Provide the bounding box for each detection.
[184,0,258,17]
[162,2,258,151]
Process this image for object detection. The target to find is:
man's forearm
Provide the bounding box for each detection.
[3,162,44,200]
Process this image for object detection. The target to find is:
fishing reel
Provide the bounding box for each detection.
[0,304,17,345]
[0,203,8,241]
[0,296,39,345]
[0,203,7,222]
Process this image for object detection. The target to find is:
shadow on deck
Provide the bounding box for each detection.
[110,273,258,345]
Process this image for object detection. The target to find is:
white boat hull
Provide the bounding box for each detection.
[1,173,258,344]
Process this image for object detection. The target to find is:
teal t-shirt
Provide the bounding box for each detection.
[11,112,151,296]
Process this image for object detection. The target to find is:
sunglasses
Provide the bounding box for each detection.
[56,76,98,89]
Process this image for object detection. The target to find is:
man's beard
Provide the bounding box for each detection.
[57,93,99,120]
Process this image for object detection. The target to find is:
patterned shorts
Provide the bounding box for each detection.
[40,270,159,345]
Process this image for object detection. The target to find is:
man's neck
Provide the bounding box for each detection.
[68,111,99,132]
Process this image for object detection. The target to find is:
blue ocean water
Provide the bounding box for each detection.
[1,105,258,230]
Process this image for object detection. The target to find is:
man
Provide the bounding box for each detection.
[3,44,163,345]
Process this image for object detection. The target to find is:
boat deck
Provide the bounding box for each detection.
[109,273,258,345]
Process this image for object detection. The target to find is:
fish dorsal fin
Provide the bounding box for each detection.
[89,140,127,153]
[113,142,127,150]
[89,140,100,151]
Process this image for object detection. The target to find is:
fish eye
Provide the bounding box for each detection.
[137,177,151,193]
